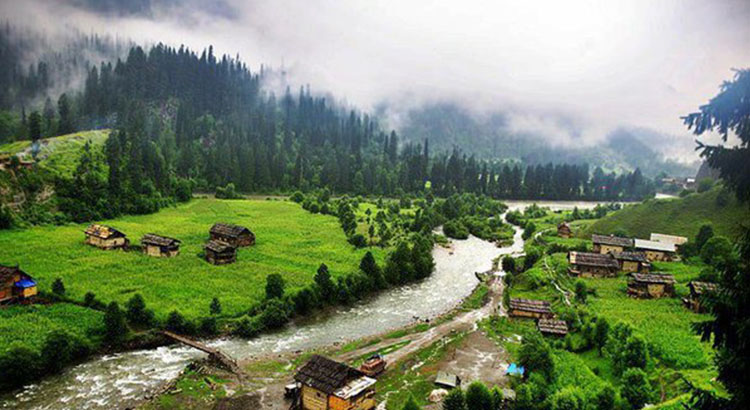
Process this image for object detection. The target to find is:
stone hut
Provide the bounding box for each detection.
[84,224,129,250]
[627,273,676,299]
[204,240,237,265]
[557,222,572,239]
[508,298,554,319]
[537,318,568,337]
[141,234,181,257]
[612,251,651,273]
[633,239,676,262]
[209,223,255,247]
[0,265,37,303]
[592,234,633,254]
[567,251,620,277]
[294,355,377,410]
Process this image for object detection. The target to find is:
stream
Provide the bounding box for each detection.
[2,200,604,409]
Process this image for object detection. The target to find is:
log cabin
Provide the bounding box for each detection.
[612,251,651,273]
[557,222,572,239]
[633,239,676,262]
[627,273,676,299]
[141,234,181,257]
[294,355,377,410]
[209,223,255,247]
[685,281,719,313]
[537,318,568,337]
[84,224,129,250]
[567,251,620,277]
[0,265,37,303]
[508,298,554,319]
[204,240,237,265]
[591,234,633,254]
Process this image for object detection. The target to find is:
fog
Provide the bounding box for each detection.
[2,0,749,161]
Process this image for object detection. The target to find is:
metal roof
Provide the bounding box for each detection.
[650,233,688,245]
[634,239,676,253]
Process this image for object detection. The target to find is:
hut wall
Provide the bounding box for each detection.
[17,286,37,298]
[509,309,550,319]
[594,244,624,254]
[643,250,671,262]
[647,284,666,298]
[621,261,640,273]
[301,385,328,410]
[86,236,126,249]
[0,287,11,302]
[144,245,179,258]
[574,266,617,278]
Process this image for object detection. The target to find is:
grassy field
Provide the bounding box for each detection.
[0,303,104,353]
[0,199,385,320]
[584,187,749,240]
[0,130,110,176]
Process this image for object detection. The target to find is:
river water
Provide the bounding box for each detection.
[2,201,601,409]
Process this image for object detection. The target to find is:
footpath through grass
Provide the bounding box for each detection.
[0,199,385,320]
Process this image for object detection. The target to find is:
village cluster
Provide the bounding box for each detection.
[0,222,255,305]
[504,224,719,343]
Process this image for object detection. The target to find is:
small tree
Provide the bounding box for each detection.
[199,317,218,336]
[593,317,610,355]
[695,224,714,250]
[519,332,555,382]
[443,388,467,410]
[83,291,97,307]
[0,346,41,390]
[166,310,187,333]
[595,384,616,410]
[41,330,73,373]
[621,367,651,409]
[466,381,493,410]
[52,278,66,296]
[622,335,649,371]
[210,297,222,315]
[700,236,735,268]
[265,273,285,299]
[125,294,154,327]
[315,263,335,302]
[501,256,515,274]
[103,302,128,345]
[574,280,588,304]
[260,299,290,329]
[402,395,420,410]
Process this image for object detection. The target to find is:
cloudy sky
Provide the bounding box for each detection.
[3,0,749,159]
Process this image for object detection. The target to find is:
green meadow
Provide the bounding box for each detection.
[0,130,110,177]
[0,199,385,320]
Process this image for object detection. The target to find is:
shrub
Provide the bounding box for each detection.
[401,395,420,410]
[522,222,536,240]
[290,191,305,203]
[443,388,467,410]
[695,224,714,250]
[621,368,651,409]
[465,381,493,410]
[574,280,588,304]
[265,274,286,299]
[348,233,367,248]
[125,294,155,327]
[210,297,222,315]
[519,332,555,382]
[234,316,262,338]
[549,386,586,410]
[697,178,714,193]
[0,345,41,390]
[501,256,516,274]
[215,182,242,199]
[52,278,66,296]
[41,330,74,373]
[0,205,13,229]
[523,250,541,272]
[175,178,192,202]
[260,299,290,329]
[595,384,616,410]
[199,317,218,336]
[165,310,187,333]
[444,219,469,239]
[103,302,128,345]
[700,236,734,268]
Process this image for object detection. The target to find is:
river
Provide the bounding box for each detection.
[2,200,602,409]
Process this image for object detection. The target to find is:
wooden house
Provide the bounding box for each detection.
[84,224,129,250]
[209,223,255,247]
[567,251,620,277]
[141,234,181,257]
[0,265,37,303]
[592,234,633,254]
[508,298,554,319]
[557,222,572,239]
[685,281,719,313]
[537,318,568,337]
[204,240,237,265]
[633,239,676,262]
[627,273,676,299]
[612,251,650,273]
[294,355,377,410]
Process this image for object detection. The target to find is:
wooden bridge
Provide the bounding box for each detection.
[161,331,243,375]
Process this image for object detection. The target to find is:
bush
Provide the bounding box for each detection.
[103,302,128,345]
[165,310,188,333]
[348,233,367,248]
[199,317,218,336]
[444,219,469,239]
[265,274,286,299]
[574,280,588,304]
[501,256,516,274]
[519,332,555,382]
[175,178,193,202]
[549,386,586,410]
[522,222,537,240]
[210,297,222,315]
[621,368,651,409]
[290,191,305,203]
[0,205,13,229]
[52,278,66,296]
[465,381,493,410]
[234,316,262,338]
[697,178,714,193]
[125,294,155,327]
[260,299,290,329]
[443,388,467,410]
[0,345,41,390]
[215,182,242,199]
[700,236,734,268]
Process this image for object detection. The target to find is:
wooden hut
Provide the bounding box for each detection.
[633,239,676,262]
[294,355,377,410]
[685,281,719,313]
[508,298,554,319]
[0,265,37,303]
[592,234,633,254]
[537,318,568,337]
[557,222,572,239]
[204,240,237,265]
[567,251,620,277]
[141,234,181,257]
[612,251,650,273]
[627,273,676,299]
[84,224,128,250]
[209,223,255,247]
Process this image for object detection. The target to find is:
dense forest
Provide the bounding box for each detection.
[1,29,655,226]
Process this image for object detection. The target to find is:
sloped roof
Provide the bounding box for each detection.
[435,371,460,388]
[538,318,568,335]
[294,355,365,395]
[689,281,719,295]
[210,223,253,238]
[204,240,236,253]
[569,251,619,268]
[509,298,552,314]
[634,239,676,253]
[650,233,688,245]
[592,234,633,248]
[0,264,21,281]
[558,222,571,229]
[84,224,126,239]
[629,273,676,285]
[141,234,181,247]
[612,251,649,263]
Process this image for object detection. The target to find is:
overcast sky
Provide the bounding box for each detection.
[3,0,749,160]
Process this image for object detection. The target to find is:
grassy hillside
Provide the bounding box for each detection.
[0,199,385,320]
[0,130,110,177]
[584,186,749,240]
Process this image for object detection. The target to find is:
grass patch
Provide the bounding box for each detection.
[0,199,386,320]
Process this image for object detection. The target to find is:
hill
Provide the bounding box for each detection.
[0,129,110,176]
[584,186,749,240]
